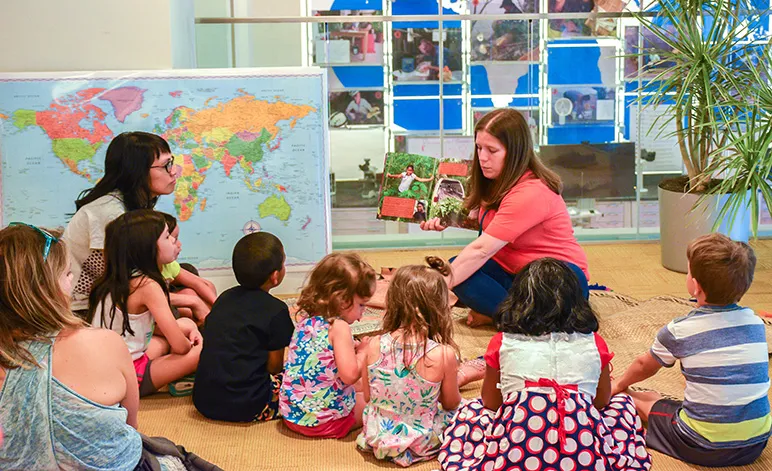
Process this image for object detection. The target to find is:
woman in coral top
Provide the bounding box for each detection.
[421,108,589,326]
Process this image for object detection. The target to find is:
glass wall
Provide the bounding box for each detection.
[193,0,772,249]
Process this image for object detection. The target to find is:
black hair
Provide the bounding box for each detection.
[87,209,170,336]
[232,232,285,290]
[159,211,177,233]
[496,258,598,336]
[406,164,415,170]
[75,132,171,211]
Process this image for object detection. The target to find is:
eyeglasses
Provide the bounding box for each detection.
[150,155,175,174]
[9,222,60,261]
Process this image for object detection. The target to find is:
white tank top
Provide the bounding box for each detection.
[91,295,154,360]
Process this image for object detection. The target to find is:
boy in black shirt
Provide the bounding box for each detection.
[193,232,294,422]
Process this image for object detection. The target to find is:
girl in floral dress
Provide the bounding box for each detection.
[279,253,376,438]
[357,257,482,466]
[439,258,651,471]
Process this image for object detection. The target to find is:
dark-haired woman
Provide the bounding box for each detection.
[421,108,589,326]
[63,132,177,313]
[438,258,651,471]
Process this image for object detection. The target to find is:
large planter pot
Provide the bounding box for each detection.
[659,186,751,273]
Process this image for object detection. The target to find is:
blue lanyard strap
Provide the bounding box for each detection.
[478,209,490,237]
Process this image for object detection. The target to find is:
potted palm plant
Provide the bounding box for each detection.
[629,0,772,272]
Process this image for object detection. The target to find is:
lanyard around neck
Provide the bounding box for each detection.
[478,209,490,236]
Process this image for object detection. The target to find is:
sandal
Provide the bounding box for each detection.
[169,373,195,397]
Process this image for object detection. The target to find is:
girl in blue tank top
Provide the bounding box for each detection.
[0,223,142,470]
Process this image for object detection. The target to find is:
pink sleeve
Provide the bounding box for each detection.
[593,332,615,370]
[484,180,552,243]
[484,332,503,370]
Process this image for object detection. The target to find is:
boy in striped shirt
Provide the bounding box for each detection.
[612,233,770,466]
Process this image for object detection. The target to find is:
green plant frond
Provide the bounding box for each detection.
[704,110,772,236]
[631,0,770,211]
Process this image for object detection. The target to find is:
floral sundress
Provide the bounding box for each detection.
[279,315,356,426]
[357,333,458,467]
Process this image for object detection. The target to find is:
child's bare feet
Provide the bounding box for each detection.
[457,356,486,387]
[466,310,493,327]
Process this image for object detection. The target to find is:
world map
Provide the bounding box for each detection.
[0,70,330,269]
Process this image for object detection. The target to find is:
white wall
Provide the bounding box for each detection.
[0,0,174,72]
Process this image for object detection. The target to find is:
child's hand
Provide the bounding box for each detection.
[188,328,203,347]
[355,335,372,353]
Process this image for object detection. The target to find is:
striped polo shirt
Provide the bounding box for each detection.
[650,304,771,449]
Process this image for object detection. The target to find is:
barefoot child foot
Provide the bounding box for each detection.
[457,356,486,387]
[466,310,493,327]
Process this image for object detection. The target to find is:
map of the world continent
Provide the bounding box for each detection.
[0,69,330,269]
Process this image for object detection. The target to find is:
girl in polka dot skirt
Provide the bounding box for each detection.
[439,258,651,471]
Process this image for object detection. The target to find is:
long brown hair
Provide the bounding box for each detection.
[87,210,170,336]
[0,225,84,369]
[467,108,562,211]
[297,253,376,320]
[382,257,460,366]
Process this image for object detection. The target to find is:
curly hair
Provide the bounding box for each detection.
[296,253,376,320]
[382,256,460,366]
[496,258,598,336]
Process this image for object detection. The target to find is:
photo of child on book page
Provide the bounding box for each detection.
[376,152,478,230]
[377,153,436,222]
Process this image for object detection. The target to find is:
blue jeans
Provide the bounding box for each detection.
[451,257,589,318]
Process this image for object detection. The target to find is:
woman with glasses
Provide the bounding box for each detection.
[63,132,177,315]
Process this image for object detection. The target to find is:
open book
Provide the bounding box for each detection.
[376,152,479,230]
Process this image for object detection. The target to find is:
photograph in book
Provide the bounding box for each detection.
[376,152,478,230]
